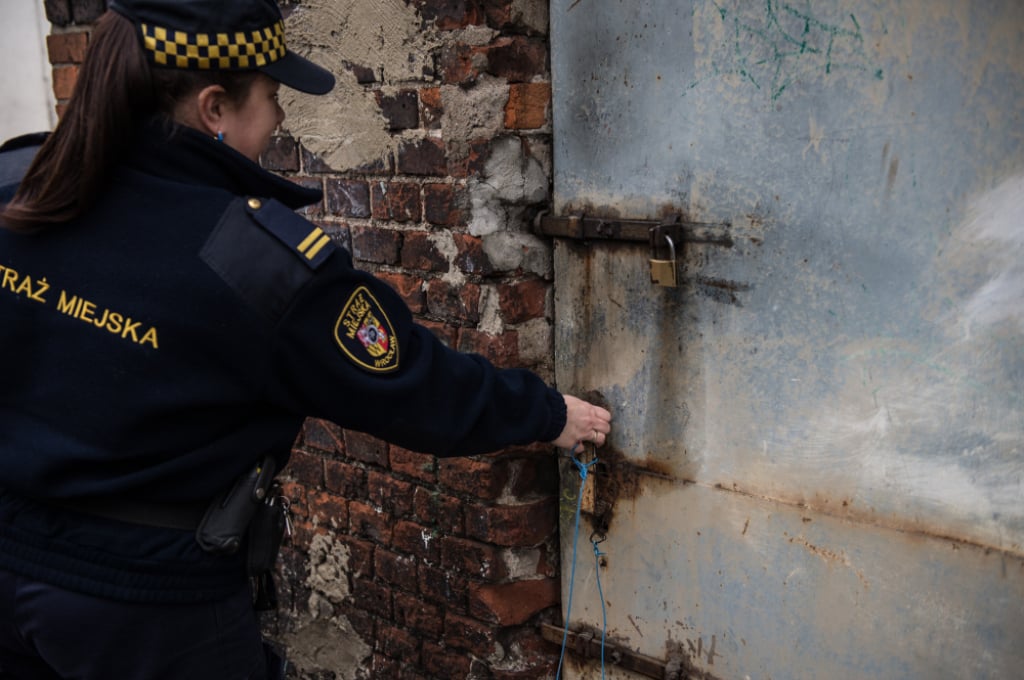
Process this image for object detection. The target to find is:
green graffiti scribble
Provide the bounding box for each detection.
[687,0,884,102]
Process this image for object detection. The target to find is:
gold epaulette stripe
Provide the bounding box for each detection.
[305,234,332,261]
[297,228,331,261]
[141,20,286,70]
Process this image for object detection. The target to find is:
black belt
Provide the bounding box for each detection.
[50,495,208,531]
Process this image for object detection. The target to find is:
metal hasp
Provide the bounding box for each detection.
[535,213,733,247]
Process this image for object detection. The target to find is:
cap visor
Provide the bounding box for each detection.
[262,52,335,95]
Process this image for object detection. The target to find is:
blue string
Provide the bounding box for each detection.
[592,537,608,680]
[556,444,600,680]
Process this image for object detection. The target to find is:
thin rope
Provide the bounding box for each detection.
[592,535,608,680]
[556,443,598,679]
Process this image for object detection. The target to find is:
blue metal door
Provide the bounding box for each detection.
[549,2,1024,677]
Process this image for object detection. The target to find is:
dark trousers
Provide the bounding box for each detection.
[0,568,270,680]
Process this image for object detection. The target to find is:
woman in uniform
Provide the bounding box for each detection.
[0,1,611,678]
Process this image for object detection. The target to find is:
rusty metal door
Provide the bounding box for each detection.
[547,1,1024,678]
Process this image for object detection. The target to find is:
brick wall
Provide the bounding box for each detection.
[44,1,561,678]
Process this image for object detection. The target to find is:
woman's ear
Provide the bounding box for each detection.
[194,84,229,137]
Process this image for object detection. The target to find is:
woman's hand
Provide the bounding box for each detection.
[551,394,612,449]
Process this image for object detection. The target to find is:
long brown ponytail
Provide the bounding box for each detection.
[1,11,154,232]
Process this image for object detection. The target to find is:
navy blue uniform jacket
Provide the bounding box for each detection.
[0,122,566,602]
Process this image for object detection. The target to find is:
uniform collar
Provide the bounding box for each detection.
[127,118,322,210]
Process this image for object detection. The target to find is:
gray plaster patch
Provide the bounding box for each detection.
[280,0,440,169]
[281,616,371,680]
[477,284,503,334]
[441,78,509,162]
[305,532,352,603]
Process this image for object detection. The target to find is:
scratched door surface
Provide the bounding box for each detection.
[550,1,1024,678]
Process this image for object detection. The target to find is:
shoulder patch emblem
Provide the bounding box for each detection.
[334,286,399,373]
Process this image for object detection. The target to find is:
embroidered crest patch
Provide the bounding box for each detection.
[334,286,399,373]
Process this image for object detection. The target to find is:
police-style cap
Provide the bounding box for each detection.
[109,0,335,95]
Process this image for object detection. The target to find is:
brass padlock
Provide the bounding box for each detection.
[650,233,677,287]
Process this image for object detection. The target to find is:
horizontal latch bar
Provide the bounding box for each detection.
[535,213,733,247]
[539,623,667,679]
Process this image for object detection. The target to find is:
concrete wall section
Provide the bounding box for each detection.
[0,1,55,141]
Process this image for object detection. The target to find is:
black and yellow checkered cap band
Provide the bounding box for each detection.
[141,20,287,70]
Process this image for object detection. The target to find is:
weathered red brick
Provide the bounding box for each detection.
[397,137,447,176]
[419,563,468,609]
[378,625,421,661]
[498,277,549,323]
[367,471,415,518]
[483,0,513,30]
[505,82,551,129]
[444,612,497,657]
[344,431,390,466]
[324,458,366,499]
[71,0,104,23]
[300,419,345,455]
[284,449,325,487]
[52,65,78,100]
[393,591,443,638]
[260,134,299,172]
[338,535,376,579]
[440,536,507,581]
[506,454,559,500]
[438,43,487,85]
[457,328,520,366]
[438,456,510,500]
[393,520,441,562]
[453,233,493,275]
[487,36,548,83]
[351,576,392,618]
[350,225,401,264]
[376,272,426,314]
[464,497,557,546]
[468,578,559,625]
[372,653,401,678]
[425,279,480,324]
[374,548,419,593]
[371,181,421,222]
[44,0,72,27]
[412,0,484,30]
[449,138,492,178]
[293,182,326,219]
[420,87,443,130]
[377,89,419,130]
[412,486,464,535]
[401,231,448,271]
[423,183,460,227]
[418,319,458,348]
[326,179,371,218]
[389,447,437,483]
[339,600,377,639]
[421,641,472,678]
[349,501,394,544]
[307,490,349,531]
[46,31,87,64]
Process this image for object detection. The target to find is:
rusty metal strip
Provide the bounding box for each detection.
[539,622,667,679]
[535,213,734,247]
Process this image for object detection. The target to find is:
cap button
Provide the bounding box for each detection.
[247,198,262,210]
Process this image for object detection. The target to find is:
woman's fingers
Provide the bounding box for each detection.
[551,395,612,449]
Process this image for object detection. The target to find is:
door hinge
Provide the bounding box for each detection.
[540,623,668,679]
